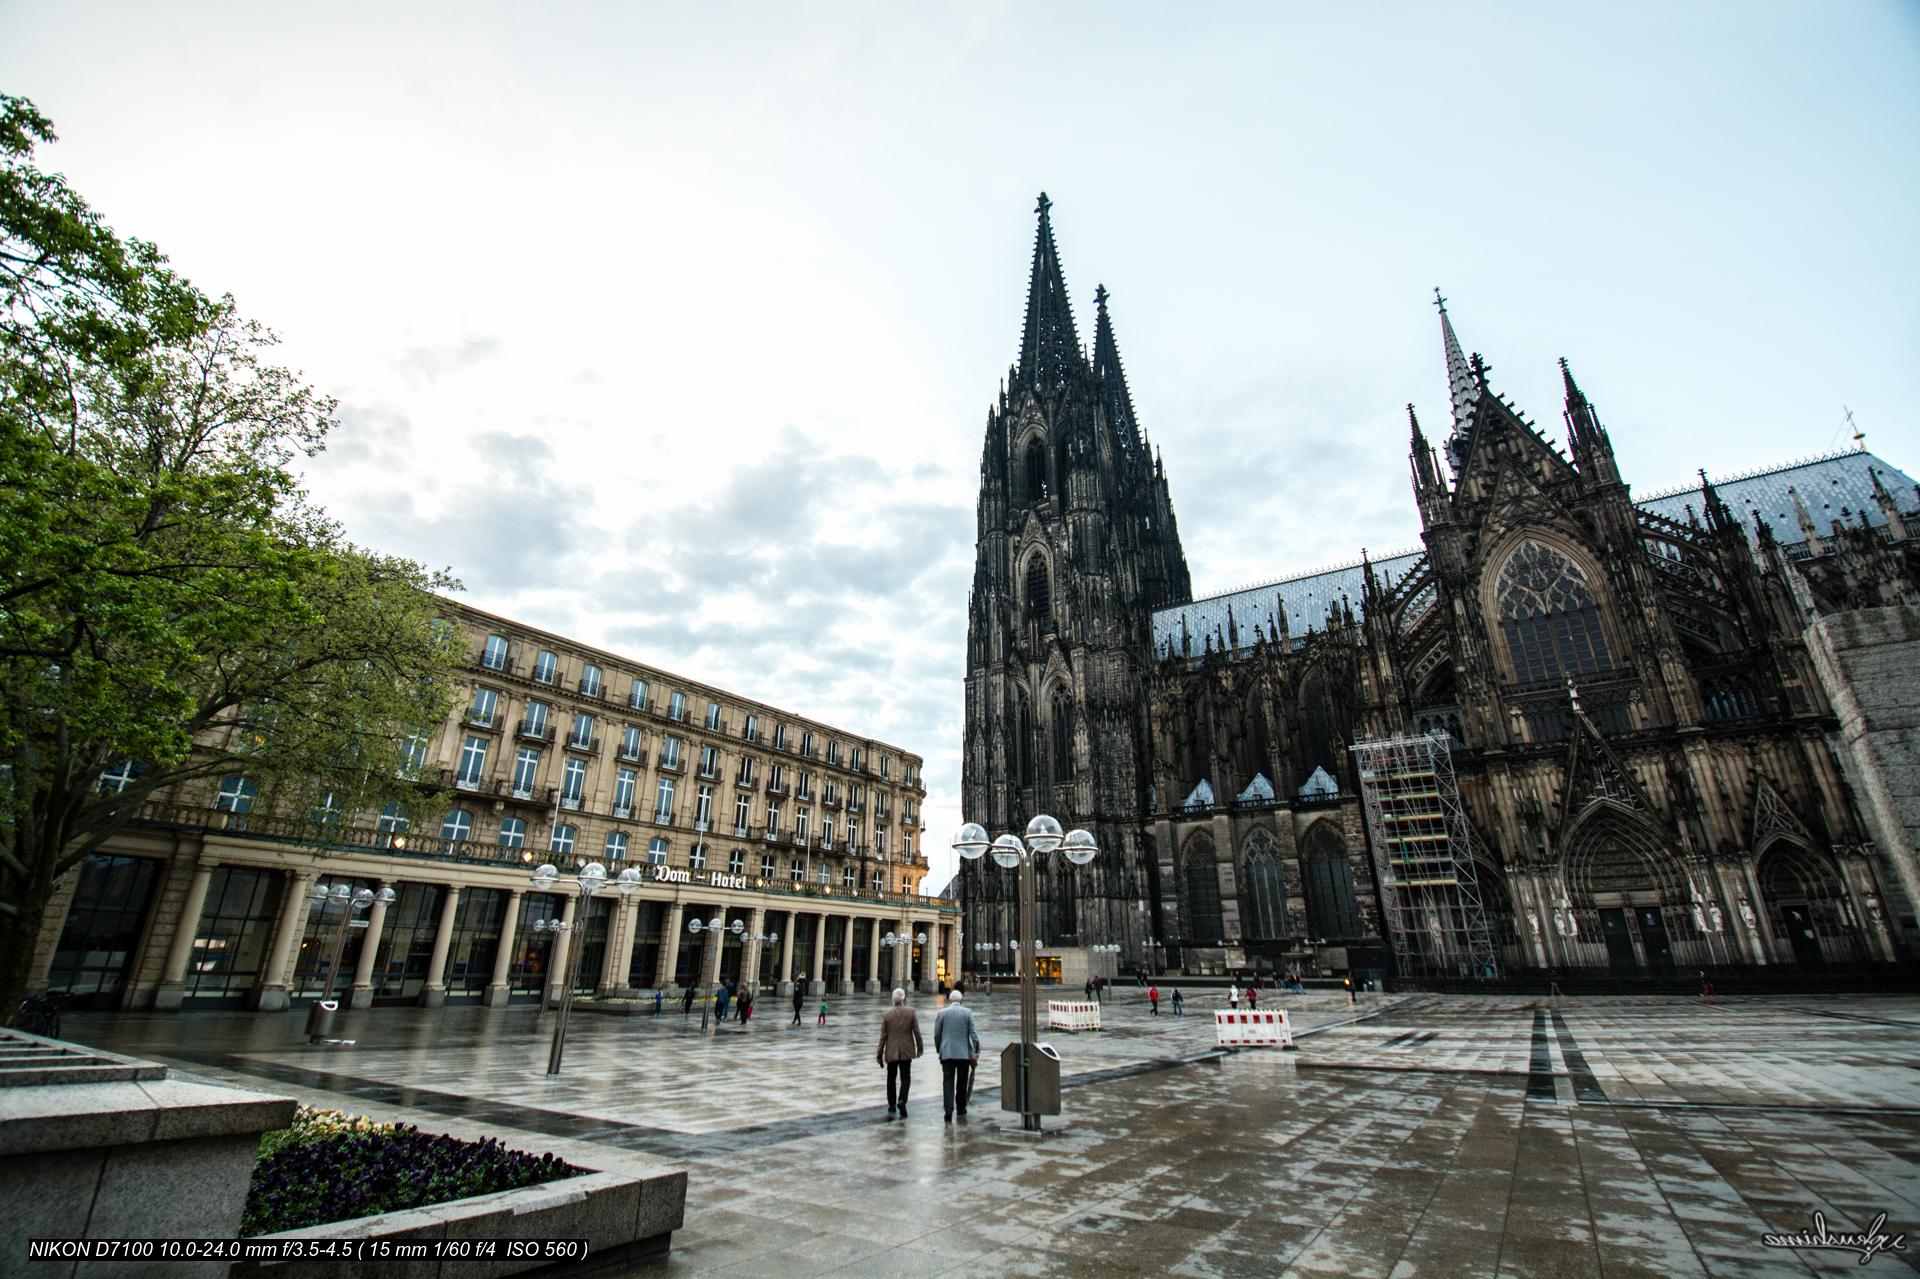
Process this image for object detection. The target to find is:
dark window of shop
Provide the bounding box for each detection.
[566,897,613,995]
[629,900,665,989]
[291,874,380,999]
[823,916,845,988]
[788,914,816,988]
[184,866,285,1004]
[43,854,160,1009]
[441,887,508,999]
[367,882,449,1002]
[508,893,564,997]
[1303,823,1362,939]
[848,917,871,986]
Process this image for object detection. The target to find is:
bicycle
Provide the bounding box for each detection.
[15,994,61,1040]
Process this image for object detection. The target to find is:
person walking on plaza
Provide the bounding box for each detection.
[791,976,807,1024]
[818,996,828,1026]
[1247,985,1258,1012]
[1171,987,1184,1017]
[877,988,924,1118]
[1084,978,1094,1001]
[1227,983,1240,1010]
[934,991,980,1121]
[739,983,754,1024]
[1148,985,1160,1016]
[714,984,731,1023]
[682,983,696,1017]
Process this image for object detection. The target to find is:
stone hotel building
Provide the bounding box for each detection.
[28,602,955,1012]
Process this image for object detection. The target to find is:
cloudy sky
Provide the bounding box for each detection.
[5,3,1915,890]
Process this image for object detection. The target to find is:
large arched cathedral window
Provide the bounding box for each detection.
[1025,556,1052,631]
[1496,541,1614,684]
[1024,439,1049,502]
[1050,692,1073,783]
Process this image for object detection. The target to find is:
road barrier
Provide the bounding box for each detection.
[1214,1009,1295,1048]
[1047,1000,1103,1032]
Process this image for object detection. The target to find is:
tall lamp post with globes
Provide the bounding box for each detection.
[951,816,1097,1131]
[529,860,642,1075]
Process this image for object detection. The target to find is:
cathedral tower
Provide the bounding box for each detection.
[959,195,1190,959]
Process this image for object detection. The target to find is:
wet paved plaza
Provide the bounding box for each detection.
[66,989,1920,1276]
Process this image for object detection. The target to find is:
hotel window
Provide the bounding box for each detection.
[760,853,775,878]
[613,769,637,817]
[512,748,540,798]
[876,828,888,858]
[903,831,913,858]
[881,756,891,780]
[818,864,830,885]
[795,810,811,844]
[620,726,643,760]
[312,790,344,824]
[822,815,836,846]
[441,809,474,841]
[849,747,862,771]
[655,778,677,823]
[773,723,788,749]
[550,824,576,856]
[560,758,586,807]
[842,866,855,888]
[797,772,814,800]
[579,664,602,697]
[469,687,498,726]
[733,794,752,836]
[826,740,840,765]
[823,780,838,806]
[790,859,803,882]
[766,803,781,834]
[456,738,489,788]
[847,820,860,851]
[648,838,668,864]
[695,785,715,831]
[629,678,649,710]
[768,763,785,792]
[872,870,883,893]
[377,803,409,832]
[800,730,814,758]
[98,760,140,794]
[706,702,723,730]
[533,650,558,684]
[482,634,509,670]
[699,746,720,777]
[605,831,628,860]
[523,701,549,736]
[689,843,707,870]
[498,818,526,848]
[743,714,758,742]
[668,692,687,721]
[903,799,917,824]
[660,736,682,769]
[736,756,754,785]
[729,849,745,876]
[570,713,595,748]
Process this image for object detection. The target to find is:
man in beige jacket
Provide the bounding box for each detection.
[877,987,924,1118]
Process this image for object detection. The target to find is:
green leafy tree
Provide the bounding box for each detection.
[0,95,460,1016]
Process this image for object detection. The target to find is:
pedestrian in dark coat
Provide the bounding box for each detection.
[876,988,924,1117]
[739,984,754,1024]
[682,984,696,1016]
[791,976,806,1024]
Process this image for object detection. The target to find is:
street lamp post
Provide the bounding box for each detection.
[306,882,394,1043]
[952,816,1097,1131]
[531,861,641,1075]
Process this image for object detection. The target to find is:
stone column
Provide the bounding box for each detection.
[865,915,881,993]
[655,899,684,989]
[778,916,796,995]
[419,885,461,1008]
[810,913,827,996]
[920,919,938,991]
[253,870,317,1012]
[744,907,765,991]
[483,890,524,1008]
[349,882,392,1010]
[155,862,215,1013]
[547,893,580,1008]
[601,894,637,994]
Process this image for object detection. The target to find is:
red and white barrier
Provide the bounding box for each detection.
[1047,1000,1103,1032]
[1214,1009,1295,1048]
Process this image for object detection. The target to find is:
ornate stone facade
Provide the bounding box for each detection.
[960,197,1920,983]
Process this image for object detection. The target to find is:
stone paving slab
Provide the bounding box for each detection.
[65,992,1920,1276]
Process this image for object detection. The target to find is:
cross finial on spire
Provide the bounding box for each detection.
[1434,287,1447,313]
[1036,192,1051,217]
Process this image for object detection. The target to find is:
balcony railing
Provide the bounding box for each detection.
[612,804,636,820]
[629,695,654,713]
[507,785,556,805]
[462,710,498,729]
[742,727,760,743]
[515,720,555,744]
[566,735,601,754]
[617,746,647,764]
[652,809,677,826]
[559,795,583,812]
[578,678,602,697]
[667,705,688,722]
[736,777,759,791]
[732,824,751,838]
[475,649,514,675]
[658,756,683,772]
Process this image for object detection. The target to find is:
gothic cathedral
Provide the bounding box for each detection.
[958,196,1920,986]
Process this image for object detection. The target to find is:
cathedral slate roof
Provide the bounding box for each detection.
[1151,448,1918,659]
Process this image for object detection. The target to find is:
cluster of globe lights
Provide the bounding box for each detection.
[950,815,1098,867]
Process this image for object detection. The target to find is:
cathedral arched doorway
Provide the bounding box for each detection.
[1563,806,1695,976]
[1473,859,1522,969]
[1179,832,1222,947]
[1755,841,1857,971]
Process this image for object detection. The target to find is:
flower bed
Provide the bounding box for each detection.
[244,1106,577,1236]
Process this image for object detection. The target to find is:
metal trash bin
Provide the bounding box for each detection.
[305,999,339,1042]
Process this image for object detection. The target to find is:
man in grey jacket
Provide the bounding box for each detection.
[933,991,981,1122]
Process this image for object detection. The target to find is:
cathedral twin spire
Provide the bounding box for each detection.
[1014,193,1144,454]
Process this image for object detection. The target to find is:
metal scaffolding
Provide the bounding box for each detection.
[1351,733,1501,980]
